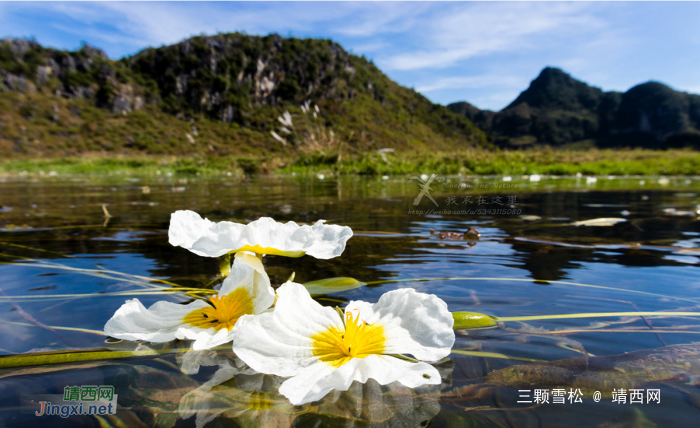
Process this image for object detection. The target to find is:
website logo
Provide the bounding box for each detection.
[31,385,117,418]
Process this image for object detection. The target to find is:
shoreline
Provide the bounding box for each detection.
[1,149,700,177]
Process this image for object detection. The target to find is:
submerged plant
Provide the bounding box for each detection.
[233,282,455,405]
[104,254,274,350]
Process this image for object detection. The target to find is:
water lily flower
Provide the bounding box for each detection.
[168,210,353,259]
[232,282,455,405]
[104,254,274,350]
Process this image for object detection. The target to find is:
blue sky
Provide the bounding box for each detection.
[2,1,700,110]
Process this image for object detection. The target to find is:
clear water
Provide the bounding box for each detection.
[0,174,699,427]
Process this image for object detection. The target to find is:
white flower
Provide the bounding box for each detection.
[104,254,274,350]
[232,282,455,405]
[168,210,353,259]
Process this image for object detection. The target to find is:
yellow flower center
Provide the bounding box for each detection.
[311,311,386,367]
[232,245,306,258]
[183,288,254,332]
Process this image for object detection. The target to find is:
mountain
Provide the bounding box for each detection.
[449,67,700,149]
[0,35,487,157]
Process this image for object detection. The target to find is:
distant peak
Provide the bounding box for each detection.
[627,81,674,93]
[530,67,578,88]
[505,67,601,111]
[538,66,569,77]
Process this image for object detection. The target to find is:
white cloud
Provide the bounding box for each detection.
[347,41,391,54]
[381,2,606,71]
[417,74,525,93]
[333,2,429,37]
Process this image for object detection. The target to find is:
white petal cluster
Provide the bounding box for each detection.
[168,210,353,259]
[233,282,455,405]
[104,254,274,350]
[106,210,456,407]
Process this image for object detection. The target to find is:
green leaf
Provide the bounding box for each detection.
[304,277,365,296]
[452,312,499,329]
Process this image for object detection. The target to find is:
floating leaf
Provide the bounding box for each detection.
[452,312,498,329]
[304,277,365,296]
[572,217,626,226]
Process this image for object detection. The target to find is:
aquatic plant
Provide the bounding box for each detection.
[104,254,274,350]
[233,282,455,405]
[168,210,353,259]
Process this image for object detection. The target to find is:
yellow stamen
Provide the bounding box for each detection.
[311,310,386,367]
[232,245,306,258]
[183,288,254,332]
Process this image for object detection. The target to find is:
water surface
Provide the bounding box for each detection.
[1,174,699,427]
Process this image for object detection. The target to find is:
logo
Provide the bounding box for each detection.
[31,385,118,418]
[410,174,440,207]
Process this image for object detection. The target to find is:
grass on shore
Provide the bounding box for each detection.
[1,148,700,178]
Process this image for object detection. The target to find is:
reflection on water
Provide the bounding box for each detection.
[177,349,453,428]
[0,175,700,427]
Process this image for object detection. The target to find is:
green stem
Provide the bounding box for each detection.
[499,311,700,322]
[0,348,168,369]
[451,350,545,363]
[364,277,700,305]
[0,344,234,369]
[386,354,420,363]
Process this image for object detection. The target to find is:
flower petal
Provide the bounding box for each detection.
[233,281,342,377]
[168,210,215,254]
[104,298,210,342]
[279,355,441,405]
[219,253,275,314]
[183,327,237,351]
[176,348,255,376]
[168,211,353,259]
[345,288,455,362]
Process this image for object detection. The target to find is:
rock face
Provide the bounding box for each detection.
[0,38,146,115]
[125,33,366,123]
[2,72,36,93]
[449,67,700,149]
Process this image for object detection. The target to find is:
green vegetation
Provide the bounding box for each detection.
[2,148,700,177]
[0,34,486,158]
